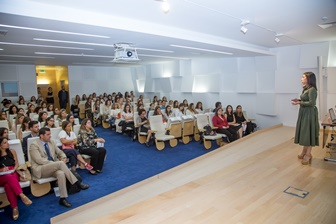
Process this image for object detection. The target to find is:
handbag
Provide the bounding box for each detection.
[118,120,125,127]
[16,164,31,182]
[62,144,75,149]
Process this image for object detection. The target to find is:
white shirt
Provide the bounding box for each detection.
[58,130,76,140]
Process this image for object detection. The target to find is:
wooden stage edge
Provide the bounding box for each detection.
[51,123,331,224]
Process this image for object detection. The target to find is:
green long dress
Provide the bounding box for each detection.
[294,86,319,146]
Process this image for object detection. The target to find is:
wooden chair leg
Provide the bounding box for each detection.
[138,134,146,144]
[216,138,222,146]
[169,139,178,147]
[102,120,110,129]
[194,133,200,141]
[182,135,190,144]
[30,181,51,197]
[0,193,10,208]
[204,140,212,149]
[155,140,165,151]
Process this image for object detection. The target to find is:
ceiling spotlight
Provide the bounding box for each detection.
[161,0,170,14]
[274,33,283,43]
[240,20,250,34]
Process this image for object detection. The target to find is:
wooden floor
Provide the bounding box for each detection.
[51,125,336,224]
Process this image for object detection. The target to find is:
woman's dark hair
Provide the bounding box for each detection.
[304,72,317,90]
[105,100,111,106]
[165,105,172,116]
[215,107,223,117]
[153,106,161,115]
[138,108,146,116]
[61,121,71,130]
[46,116,55,128]
[215,101,221,109]
[8,105,18,114]
[38,111,47,122]
[21,117,31,131]
[225,105,233,115]
[0,127,8,137]
[196,102,203,111]
[34,106,42,114]
[235,105,243,116]
[0,137,14,160]
[123,103,131,113]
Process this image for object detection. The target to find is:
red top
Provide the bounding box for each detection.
[212,115,229,129]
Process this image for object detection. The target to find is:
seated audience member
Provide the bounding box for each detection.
[147,103,154,117]
[174,103,185,117]
[70,98,80,119]
[17,117,31,142]
[8,105,19,115]
[81,94,87,101]
[18,97,25,106]
[234,105,255,135]
[17,108,25,115]
[38,111,48,124]
[164,105,174,121]
[77,119,106,175]
[212,108,238,142]
[186,103,198,116]
[1,99,12,112]
[121,104,134,136]
[225,105,243,138]
[66,114,76,131]
[26,104,35,117]
[46,104,54,113]
[92,100,101,127]
[213,101,222,112]
[168,100,173,107]
[153,106,167,123]
[30,96,37,103]
[136,109,153,147]
[12,114,24,135]
[102,100,112,122]
[41,101,47,111]
[161,100,167,110]
[173,100,179,109]
[45,116,56,129]
[162,96,167,102]
[29,127,86,208]
[59,121,93,172]
[195,101,204,114]
[22,121,39,161]
[183,99,188,108]
[34,106,43,115]
[57,109,67,126]
[136,103,144,114]
[152,96,158,104]
[0,137,32,220]
[0,111,11,130]
[85,98,93,123]
[0,127,9,139]
[53,107,60,117]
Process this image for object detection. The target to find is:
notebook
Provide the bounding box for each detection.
[329,108,336,124]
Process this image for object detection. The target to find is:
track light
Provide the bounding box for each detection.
[161,0,170,14]
[240,20,250,34]
[274,33,283,44]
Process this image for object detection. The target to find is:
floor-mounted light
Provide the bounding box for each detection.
[240,20,250,34]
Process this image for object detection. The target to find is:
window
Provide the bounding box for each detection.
[1,82,19,97]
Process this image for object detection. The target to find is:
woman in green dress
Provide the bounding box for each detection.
[292,72,319,165]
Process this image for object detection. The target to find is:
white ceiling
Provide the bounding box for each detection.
[0,0,335,66]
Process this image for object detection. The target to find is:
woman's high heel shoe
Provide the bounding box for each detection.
[297,154,305,159]
[12,207,19,220]
[301,155,312,165]
[21,195,32,206]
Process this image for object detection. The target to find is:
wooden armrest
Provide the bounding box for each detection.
[165,127,171,131]
[248,118,255,122]
[26,161,31,167]
[151,130,157,133]
[211,126,218,129]
[199,128,205,132]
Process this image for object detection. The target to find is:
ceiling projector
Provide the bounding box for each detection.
[112,43,140,62]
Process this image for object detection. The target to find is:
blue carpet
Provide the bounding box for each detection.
[1,126,217,223]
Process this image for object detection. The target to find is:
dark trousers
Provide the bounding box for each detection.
[216,128,238,142]
[79,147,106,171]
[63,148,80,168]
[59,101,67,109]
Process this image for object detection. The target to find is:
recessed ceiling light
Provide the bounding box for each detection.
[0,24,110,38]
[0,42,93,50]
[170,44,233,55]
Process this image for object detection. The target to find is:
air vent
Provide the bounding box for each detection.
[0,30,8,37]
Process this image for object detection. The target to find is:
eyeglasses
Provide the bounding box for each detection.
[49,120,54,122]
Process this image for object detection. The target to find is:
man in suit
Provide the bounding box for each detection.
[58,85,69,109]
[29,127,89,208]
[22,120,39,161]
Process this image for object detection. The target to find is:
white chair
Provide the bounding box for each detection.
[149,115,177,150]
[196,114,222,149]
[22,131,32,139]
[29,113,38,121]
[181,115,194,144]
[74,118,80,125]
[50,127,62,147]
[9,114,16,127]
[206,112,227,139]
[0,139,31,207]
[47,111,54,117]
[0,120,9,129]
[27,137,57,197]
[73,124,81,136]
[8,132,16,140]
[168,117,182,140]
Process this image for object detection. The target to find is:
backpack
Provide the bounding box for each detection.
[203,125,215,136]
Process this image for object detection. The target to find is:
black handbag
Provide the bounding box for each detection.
[118,120,125,127]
